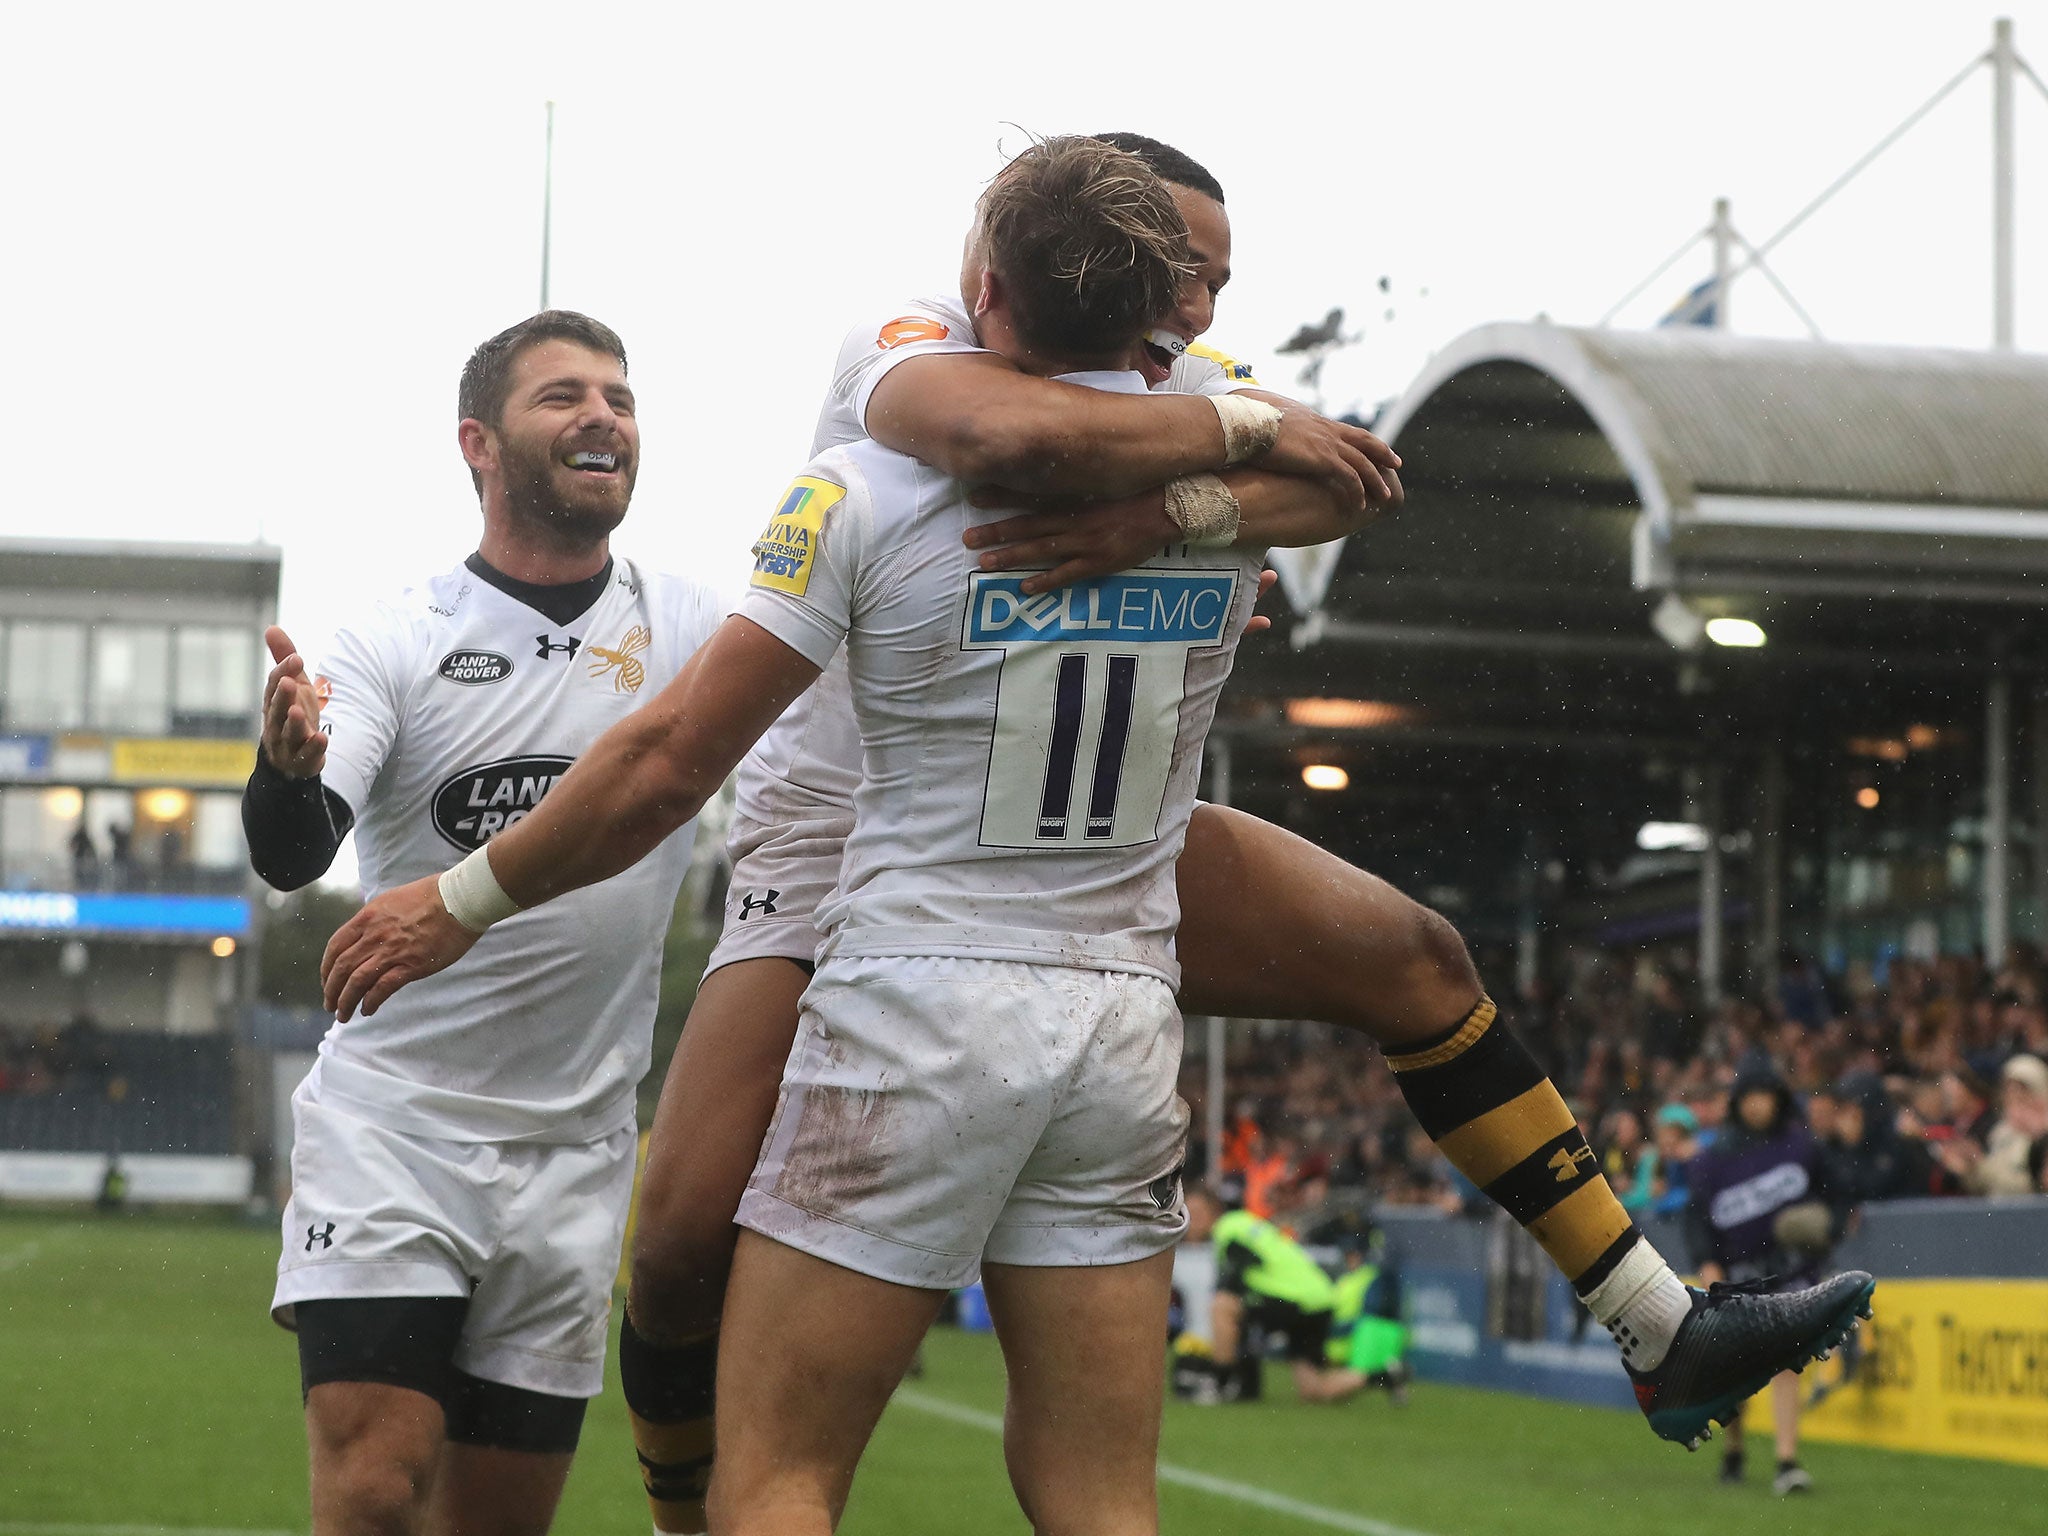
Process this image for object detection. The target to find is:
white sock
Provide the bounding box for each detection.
[1580,1239,1693,1372]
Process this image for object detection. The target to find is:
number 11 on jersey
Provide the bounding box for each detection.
[963,569,1239,850]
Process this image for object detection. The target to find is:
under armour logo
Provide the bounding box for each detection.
[305,1222,336,1251]
[739,888,781,919]
[1548,1145,1596,1183]
[535,635,581,660]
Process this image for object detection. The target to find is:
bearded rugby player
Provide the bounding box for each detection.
[246,313,721,1536]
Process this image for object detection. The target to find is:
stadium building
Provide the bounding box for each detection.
[0,537,278,1202]
[1230,323,2048,998]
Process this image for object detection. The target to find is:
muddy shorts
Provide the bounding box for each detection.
[735,955,1190,1289]
[271,1088,635,1398]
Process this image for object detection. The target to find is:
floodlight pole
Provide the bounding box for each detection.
[1699,762,1725,1009]
[1709,198,1734,330]
[1986,669,2013,966]
[540,101,556,313]
[1993,18,2016,349]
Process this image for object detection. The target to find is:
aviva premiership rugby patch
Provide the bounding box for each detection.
[751,476,845,596]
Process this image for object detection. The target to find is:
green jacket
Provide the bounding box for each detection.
[1212,1210,1335,1312]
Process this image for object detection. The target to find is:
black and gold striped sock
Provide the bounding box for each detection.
[1386,998,1641,1295]
[619,1312,717,1536]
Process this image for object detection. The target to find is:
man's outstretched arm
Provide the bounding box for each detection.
[869,352,1398,506]
[319,617,821,1020]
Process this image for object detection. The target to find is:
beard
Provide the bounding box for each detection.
[499,431,634,551]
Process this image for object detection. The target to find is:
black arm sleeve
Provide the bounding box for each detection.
[243,751,355,891]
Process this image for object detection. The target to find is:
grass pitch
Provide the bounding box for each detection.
[0,1208,2036,1535]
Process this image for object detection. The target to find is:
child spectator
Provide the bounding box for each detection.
[1685,1063,1843,1496]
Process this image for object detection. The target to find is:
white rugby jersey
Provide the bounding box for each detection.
[739,298,1260,840]
[739,371,1264,984]
[308,556,722,1143]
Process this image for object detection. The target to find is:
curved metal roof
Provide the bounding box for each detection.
[1288,324,2048,608]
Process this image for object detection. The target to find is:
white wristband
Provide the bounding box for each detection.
[1164,474,1242,547]
[438,846,522,935]
[1211,393,1282,465]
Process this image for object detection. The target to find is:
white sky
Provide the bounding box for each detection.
[5,1,2047,636]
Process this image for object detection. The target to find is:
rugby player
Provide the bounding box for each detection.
[244,311,722,1536]
[613,132,1878,1532]
[616,132,1416,1533]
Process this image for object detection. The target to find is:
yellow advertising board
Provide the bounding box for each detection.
[1743,1278,2048,1469]
[110,738,251,788]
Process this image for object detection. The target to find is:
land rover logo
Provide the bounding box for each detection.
[438,649,513,686]
[431,755,574,850]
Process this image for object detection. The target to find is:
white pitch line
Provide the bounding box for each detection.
[0,1525,296,1536]
[892,1388,1441,1536]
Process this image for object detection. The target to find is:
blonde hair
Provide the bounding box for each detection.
[976,135,1194,360]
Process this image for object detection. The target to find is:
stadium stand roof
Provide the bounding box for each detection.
[1217,325,2048,952]
[1285,322,2048,612]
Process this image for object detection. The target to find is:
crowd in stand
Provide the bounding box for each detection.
[0,1014,123,1098]
[1186,946,2048,1226]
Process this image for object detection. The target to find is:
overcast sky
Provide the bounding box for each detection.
[5,1,2046,639]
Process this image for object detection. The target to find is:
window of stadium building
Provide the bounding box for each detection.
[2,621,87,732]
[88,626,172,736]
[172,627,259,736]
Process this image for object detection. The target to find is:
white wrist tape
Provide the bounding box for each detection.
[1211,393,1282,465]
[1164,474,1242,548]
[438,846,522,935]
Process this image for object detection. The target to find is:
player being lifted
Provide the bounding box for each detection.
[245,312,722,1536]
[324,139,1871,1534]
[609,133,1876,1532]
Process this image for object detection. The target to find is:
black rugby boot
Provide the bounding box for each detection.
[1628,1271,1875,1449]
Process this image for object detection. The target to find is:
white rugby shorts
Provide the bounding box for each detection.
[737,955,1189,1289]
[704,805,851,977]
[271,1085,635,1398]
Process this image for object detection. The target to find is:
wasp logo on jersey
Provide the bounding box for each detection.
[431,755,576,851]
[587,625,650,694]
[965,570,1237,647]
[750,477,845,597]
[437,649,513,686]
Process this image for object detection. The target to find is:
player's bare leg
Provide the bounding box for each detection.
[1175,803,1480,1047]
[981,1253,1173,1536]
[707,1232,944,1536]
[622,957,810,1533]
[425,1445,572,1536]
[631,960,811,1339]
[1176,803,1873,1447]
[306,1382,444,1536]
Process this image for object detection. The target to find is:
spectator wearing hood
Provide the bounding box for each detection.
[1684,1062,1842,1497]
[1818,1073,1933,1205]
